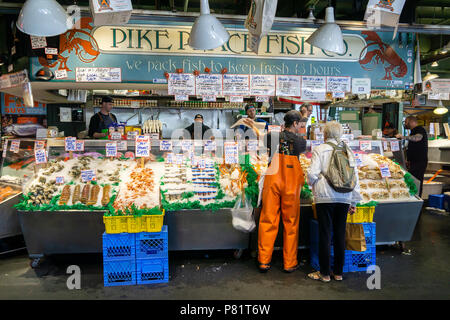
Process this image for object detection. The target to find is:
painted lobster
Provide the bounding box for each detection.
[38,17,100,72]
[359,31,407,80]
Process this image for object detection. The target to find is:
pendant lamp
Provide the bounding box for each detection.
[17,0,71,37]
[188,0,230,50]
[423,72,439,82]
[434,100,448,115]
[306,6,345,55]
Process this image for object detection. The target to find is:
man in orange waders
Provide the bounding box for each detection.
[257,110,306,273]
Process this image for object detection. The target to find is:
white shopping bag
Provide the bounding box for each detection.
[245,0,278,54]
[231,195,255,233]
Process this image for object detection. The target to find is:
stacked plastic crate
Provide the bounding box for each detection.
[310,219,376,273]
[103,233,137,286]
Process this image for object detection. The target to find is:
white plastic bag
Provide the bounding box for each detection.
[231,195,255,233]
[245,0,278,54]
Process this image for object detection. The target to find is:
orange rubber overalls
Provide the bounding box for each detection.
[258,150,304,269]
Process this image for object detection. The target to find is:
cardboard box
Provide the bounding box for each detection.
[89,0,132,26]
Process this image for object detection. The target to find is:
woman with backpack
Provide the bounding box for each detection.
[306,121,362,282]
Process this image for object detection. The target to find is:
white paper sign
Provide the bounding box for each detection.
[247,140,259,151]
[390,140,400,152]
[224,142,239,164]
[341,134,354,141]
[379,163,391,178]
[34,149,47,164]
[204,140,216,151]
[175,154,184,165]
[202,95,216,102]
[268,125,281,133]
[195,74,223,96]
[30,36,47,49]
[175,94,189,101]
[181,140,193,152]
[55,69,68,79]
[34,140,45,150]
[428,92,450,100]
[311,140,322,150]
[352,78,371,94]
[2,141,7,157]
[117,140,128,151]
[81,170,96,182]
[110,132,122,140]
[276,75,301,97]
[250,75,275,96]
[229,96,244,103]
[166,153,174,164]
[135,135,150,157]
[45,47,58,55]
[64,137,77,152]
[160,140,173,151]
[75,67,121,82]
[127,131,139,140]
[366,0,406,15]
[223,74,250,96]
[354,153,363,167]
[76,140,85,152]
[106,142,118,157]
[168,73,196,95]
[383,141,388,151]
[60,107,72,122]
[423,79,450,93]
[255,96,269,102]
[301,76,327,101]
[429,123,435,135]
[198,158,206,169]
[327,76,351,93]
[359,140,372,151]
[55,176,64,185]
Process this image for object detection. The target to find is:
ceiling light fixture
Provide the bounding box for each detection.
[431,61,438,67]
[307,8,316,21]
[17,0,71,37]
[423,72,439,81]
[306,6,345,55]
[188,0,230,50]
[434,100,448,115]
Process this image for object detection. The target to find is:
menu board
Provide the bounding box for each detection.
[195,74,223,96]
[275,75,301,96]
[352,78,371,94]
[34,149,47,164]
[224,142,239,164]
[135,135,151,157]
[75,67,121,82]
[105,142,118,157]
[250,75,275,96]
[64,137,77,152]
[222,74,250,96]
[168,73,196,95]
[327,76,351,94]
[301,76,326,101]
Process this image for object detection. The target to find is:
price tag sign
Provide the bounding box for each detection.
[45,47,58,55]
[181,140,193,152]
[175,95,189,101]
[34,148,47,164]
[76,140,85,152]
[166,153,174,164]
[55,176,64,185]
[110,132,122,140]
[429,123,435,135]
[311,140,322,150]
[127,131,138,140]
[198,158,206,169]
[150,133,159,140]
[81,169,96,182]
[34,140,45,150]
[135,135,151,157]
[10,140,20,153]
[229,96,244,103]
[117,140,128,151]
[160,140,173,151]
[65,137,77,152]
[175,154,184,165]
[202,95,216,102]
[359,141,372,151]
[353,153,363,167]
[204,140,216,151]
[2,141,7,157]
[379,163,391,178]
[106,142,118,157]
[268,125,281,133]
[224,142,239,164]
[55,69,68,79]
[30,35,47,49]
[247,140,259,151]
[383,141,388,151]
[377,131,383,139]
[390,140,400,152]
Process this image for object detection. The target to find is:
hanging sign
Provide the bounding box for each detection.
[352,78,371,94]
[168,73,196,95]
[202,95,216,102]
[224,142,239,164]
[34,140,45,150]
[229,96,244,103]
[423,79,450,93]
[55,176,64,185]
[30,36,47,49]
[34,148,47,164]
[106,142,118,157]
[301,76,326,101]
[160,140,173,151]
[76,140,85,152]
[247,140,259,151]
[255,96,269,102]
[223,74,250,96]
[135,135,150,157]
[81,169,96,182]
[327,76,351,97]
[75,67,121,82]
[390,140,400,152]
[359,140,372,151]
[204,140,216,151]
[379,163,391,178]
[117,140,128,151]
[195,74,223,96]
[275,75,301,97]
[250,75,275,96]
[64,137,77,152]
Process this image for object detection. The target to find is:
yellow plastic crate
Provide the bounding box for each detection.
[103,210,165,234]
[347,206,375,223]
[139,210,165,232]
[103,216,129,234]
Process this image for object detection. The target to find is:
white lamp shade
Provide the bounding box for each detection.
[17,0,70,37]
[188,0,230,50]
[423,72,439,82]
[434,107,448,115]
[306,7,345,55]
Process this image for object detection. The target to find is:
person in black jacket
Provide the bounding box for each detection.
[185,114,211,140]
[88,96,118,138]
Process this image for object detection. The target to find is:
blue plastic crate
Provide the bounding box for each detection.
[102,233,136,261]
[428,194,445,209]
[135,226,168,259]
[343,246,376,272]
[136,258,169,285]
[444,194,450,212]
[103,259,136,287]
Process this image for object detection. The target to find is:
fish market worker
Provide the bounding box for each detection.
[238,104,269,138]
[258,110,306,273]
[184,114,211,140]
[88,96,118,139]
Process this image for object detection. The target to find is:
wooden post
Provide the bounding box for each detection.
[69,151,73,159]
[141,157,145,168]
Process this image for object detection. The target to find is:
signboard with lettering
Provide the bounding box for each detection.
[1,93,46,115]
[135,135,150,157]
[106,142,118,157]
[224,142,239,164]
[301,76,327,101]
[160,140,173,151]
[204,140,216,151]
[10,140,20,153]
[359,140,372,151]
[76,140,85,151]
[65,137,77,152]
[223,74,250,96]
[81,169,96,182]
[34,148,47,164]
[75,67,121,82]
[275,75,301,96]
[195,74,223,96]
[168,73,196,95]
[379,163,391,178]
[250,75,275,96]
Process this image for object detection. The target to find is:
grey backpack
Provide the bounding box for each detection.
[323,142,357,193]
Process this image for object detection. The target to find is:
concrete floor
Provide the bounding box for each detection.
[0,209,449,300]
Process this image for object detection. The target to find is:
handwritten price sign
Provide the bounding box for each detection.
[81,170,96,182]
[10,140,20,153]
[135,135,150,157]
[34,140,45,150]
[55,176,64,184]
[379,164,391,178]
[359,141,372,151]
[75,140,85,152]
[34,148,47,164]
[65,137,77,152]
[224,142,239,164]
[160,140,173,151]
[106,142,118,157]
[204,140,216,151]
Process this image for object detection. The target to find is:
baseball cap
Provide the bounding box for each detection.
[194,114,203,120]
